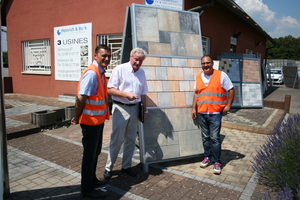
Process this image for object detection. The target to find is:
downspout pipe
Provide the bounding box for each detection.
[188,0,214,12]
[265,40,277,87]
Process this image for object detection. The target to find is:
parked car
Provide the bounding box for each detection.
[267,68,284,84]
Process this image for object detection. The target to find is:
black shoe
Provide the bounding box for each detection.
[122,168,137,177]
[94,178,107,187]
[103,170,112,180]
[82,189,107,199]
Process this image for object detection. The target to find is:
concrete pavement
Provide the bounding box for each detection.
[3,85,299,199]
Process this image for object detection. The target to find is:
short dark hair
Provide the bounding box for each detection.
[201,55,213,61]
[95,44,111,54]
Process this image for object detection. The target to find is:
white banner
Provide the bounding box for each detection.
[144,0,184,10]
[54,23,92,81]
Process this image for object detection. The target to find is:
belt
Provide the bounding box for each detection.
[113,100,138,106]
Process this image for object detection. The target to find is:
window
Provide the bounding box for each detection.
[257,52,262,59]
[245,49,253,54]
[22,39,51,74]
[202,36,210,56]
[97,34,122,72]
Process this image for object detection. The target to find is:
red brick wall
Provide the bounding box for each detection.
[6,0,142,97]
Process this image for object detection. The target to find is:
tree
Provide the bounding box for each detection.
[267,35,300,60]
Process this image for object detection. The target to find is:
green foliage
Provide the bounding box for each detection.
[267,35,300,60]
[252,114,300,199]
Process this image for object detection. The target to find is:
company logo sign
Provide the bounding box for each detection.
[56,25,88,35]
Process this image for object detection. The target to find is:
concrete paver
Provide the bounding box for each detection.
[3,85,299,199]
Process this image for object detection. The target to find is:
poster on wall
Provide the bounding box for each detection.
[144,0,184,10]
[54,23,92,81]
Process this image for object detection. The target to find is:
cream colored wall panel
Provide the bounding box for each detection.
[135,7,159,42]
[143,57,161,66]
[157,9,180,32]
[167,67,184,80]
[148,43,171,56]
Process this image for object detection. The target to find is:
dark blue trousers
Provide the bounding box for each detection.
[80,123,104,193]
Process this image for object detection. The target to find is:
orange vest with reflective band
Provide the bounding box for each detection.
[196,70,227,113]
[78,64,109,125]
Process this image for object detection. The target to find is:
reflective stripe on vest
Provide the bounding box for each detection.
[197,100,228,105]
[82,107,109,116]
[197,92,227,98]
[85,98,106,106]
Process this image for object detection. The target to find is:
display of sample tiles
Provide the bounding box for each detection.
[123,4,203,107]
[133,5,202,58]
[122,4,203,171]
[142,57,202,107]
[218,55,263,108]
[219,58,241,82]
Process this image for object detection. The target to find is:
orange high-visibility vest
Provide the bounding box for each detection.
[196,70,227,113]
[78,64,109,125]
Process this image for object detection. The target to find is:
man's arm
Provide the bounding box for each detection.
[71,94,87,124]
[223,88,235,113]
[108,87,138,101]
[191,90,198,119]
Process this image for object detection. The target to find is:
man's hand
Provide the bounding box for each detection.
[71,116,79,125]
[71,94,87,125]
[126,93,138,101]
[191,108,197,119]
[222,105,231,114]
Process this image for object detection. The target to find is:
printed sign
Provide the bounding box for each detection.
[54,23,92,81]
[144,0,184,10]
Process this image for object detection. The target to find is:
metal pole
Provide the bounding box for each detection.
[138,121,148,172]
[0,9,11,199]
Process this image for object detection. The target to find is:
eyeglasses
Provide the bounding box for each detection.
[201,62,211,65]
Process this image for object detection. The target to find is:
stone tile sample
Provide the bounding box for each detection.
[242,83,263,107]
[242,59,261,82]
[142,108,203,162]
[135,7,159,42]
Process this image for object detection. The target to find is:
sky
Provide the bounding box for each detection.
[1,0,300,52]
[235,0,300,38]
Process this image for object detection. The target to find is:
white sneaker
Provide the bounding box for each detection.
[200,157,210,168]
[213,162,222,174]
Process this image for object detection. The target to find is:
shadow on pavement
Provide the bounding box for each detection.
[103,162,163,193]
[8,163,164,200]
[263,86,280,98]
[8,185,83,200]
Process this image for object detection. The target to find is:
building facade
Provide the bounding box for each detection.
[1,0,275,97]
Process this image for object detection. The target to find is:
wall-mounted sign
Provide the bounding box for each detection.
[144,0,184,10]
[54,23,92,81]
[230,36,237,45]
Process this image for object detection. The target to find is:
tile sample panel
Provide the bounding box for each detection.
[134,5,202,58]
[218,55,263,108]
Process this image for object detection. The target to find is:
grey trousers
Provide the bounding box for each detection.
[105,103,139,171]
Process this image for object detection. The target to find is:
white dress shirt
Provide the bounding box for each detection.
[108,62,148,104]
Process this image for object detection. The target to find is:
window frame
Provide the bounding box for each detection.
[22,39,51,75]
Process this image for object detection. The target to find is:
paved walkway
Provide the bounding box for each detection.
[3,86,299,199]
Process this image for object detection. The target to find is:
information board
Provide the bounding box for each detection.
[54,23,92,81]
